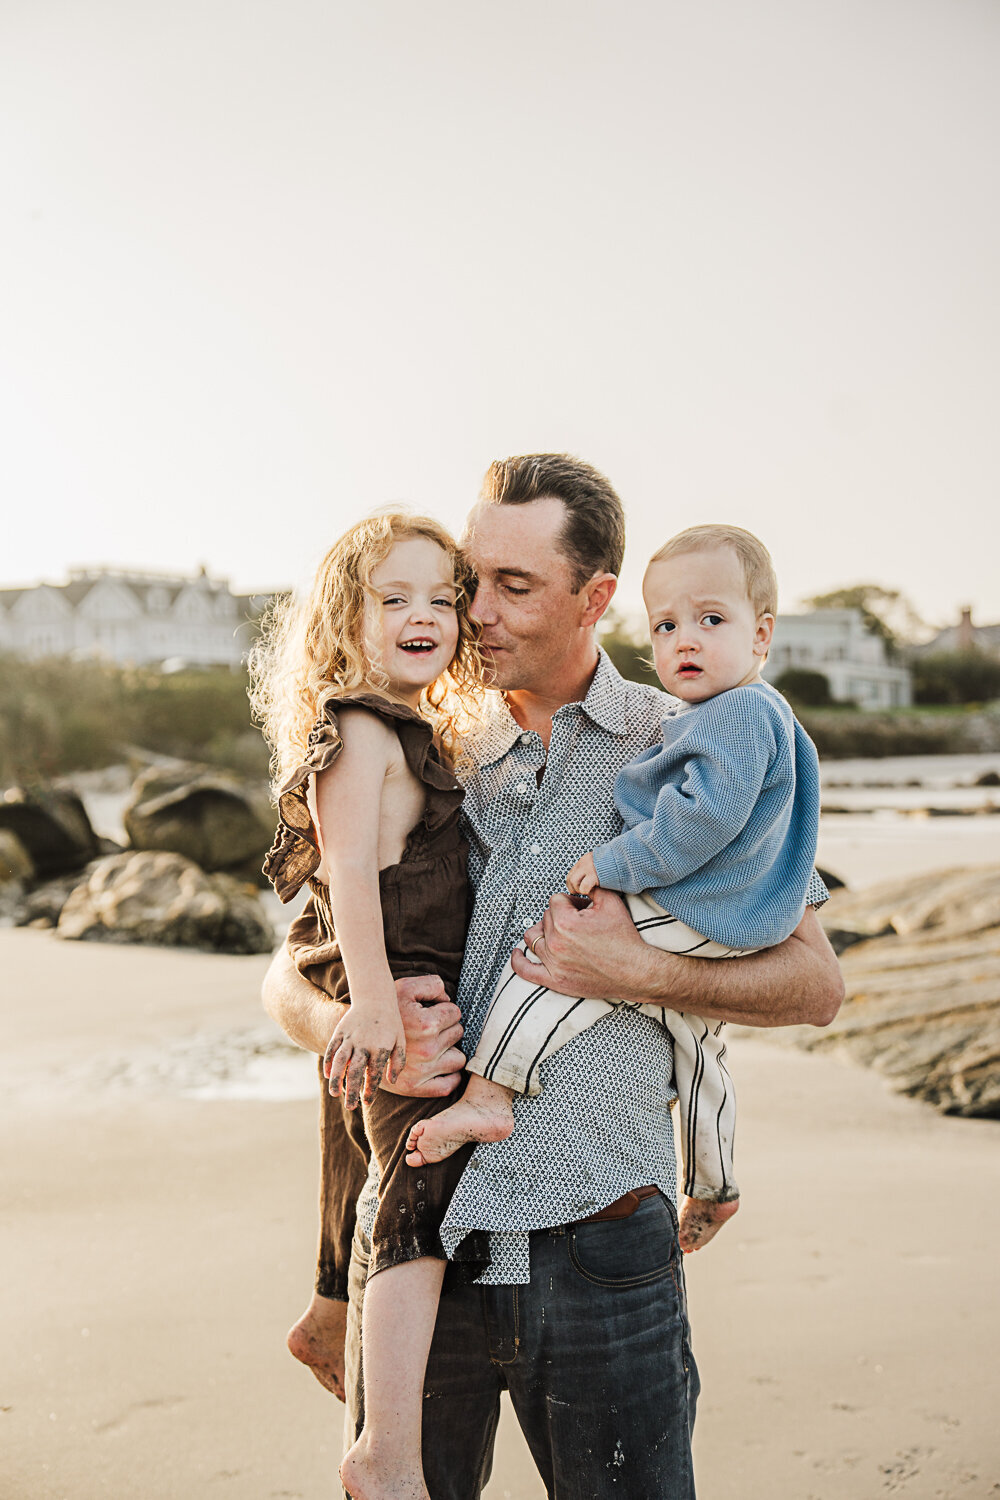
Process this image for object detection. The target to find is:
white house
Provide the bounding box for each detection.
[762,608,912,708]
[0,567,273,668]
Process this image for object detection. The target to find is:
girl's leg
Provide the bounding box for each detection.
[405,1074,515,1167]
[340,1256,446,1500]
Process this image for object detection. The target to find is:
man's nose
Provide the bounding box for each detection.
[468,584,494,626]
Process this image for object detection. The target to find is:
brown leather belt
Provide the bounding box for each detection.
[575,1185,660,1225]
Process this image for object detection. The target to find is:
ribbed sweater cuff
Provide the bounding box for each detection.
[592,841,628,893]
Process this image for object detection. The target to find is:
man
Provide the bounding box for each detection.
[263,453,843,1498]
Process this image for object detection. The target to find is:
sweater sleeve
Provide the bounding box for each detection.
[591,692,779,895]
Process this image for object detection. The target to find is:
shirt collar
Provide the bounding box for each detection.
[467,647,630,768]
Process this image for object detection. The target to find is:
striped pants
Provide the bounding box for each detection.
[467,893,752,1203]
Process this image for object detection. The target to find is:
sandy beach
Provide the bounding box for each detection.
[3,921,998,1500]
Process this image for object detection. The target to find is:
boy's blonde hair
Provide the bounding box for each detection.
[649,525,778,617]
[249,512,484,794]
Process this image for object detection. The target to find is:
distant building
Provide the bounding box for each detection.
[914,606,1000,660]
[0,567,274,668]
[762,608,912,709]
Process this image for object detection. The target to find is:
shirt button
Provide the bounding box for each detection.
[520,732,532,743]
[516,781,528,794]
[529,842,541,855]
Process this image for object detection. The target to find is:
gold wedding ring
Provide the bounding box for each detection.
[529,937,543,956]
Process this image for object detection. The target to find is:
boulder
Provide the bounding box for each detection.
[124,765,273,874]
[15,863,102,929]
[0,829,35,925]
[763,866,1000,1117]
[57,850,274,955]
[0,784,98,878]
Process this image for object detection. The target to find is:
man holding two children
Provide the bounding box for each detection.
[264,452,842,1498]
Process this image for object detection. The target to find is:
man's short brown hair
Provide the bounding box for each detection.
[479,453,625,587]
[650,524,778,616]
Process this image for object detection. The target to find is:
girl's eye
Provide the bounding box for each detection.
[654,620,675,633]
[702,613,724,627]
[433,596,456,608]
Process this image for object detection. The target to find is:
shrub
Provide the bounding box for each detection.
[912,652,1000,707]
[773,668,834,707]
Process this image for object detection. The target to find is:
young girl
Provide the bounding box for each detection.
[252,512,485,1500]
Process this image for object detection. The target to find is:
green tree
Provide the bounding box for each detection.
[773,668,834,707]
[912,652,1000,706]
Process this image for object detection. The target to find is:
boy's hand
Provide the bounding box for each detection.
[325,1006,407,1111]
[566,851,600,897]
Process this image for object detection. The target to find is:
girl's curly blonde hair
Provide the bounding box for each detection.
[249,512,484,796]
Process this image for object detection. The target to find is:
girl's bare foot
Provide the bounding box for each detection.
[341,1435,430,1500]
[286,1291,347,1399]
[405,1080,514,1166]
[678,1194,740,1253]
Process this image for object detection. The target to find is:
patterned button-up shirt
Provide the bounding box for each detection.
[362,649,827,1285]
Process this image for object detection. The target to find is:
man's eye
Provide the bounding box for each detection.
[502,584,529,597]
[654,621,675,633]
[702,613,724,626]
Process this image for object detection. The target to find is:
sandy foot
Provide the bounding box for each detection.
[405,1088,514,1166]
[678,1195,740,1253]
[341,1438,430,1500]
[286,1292,347,1400]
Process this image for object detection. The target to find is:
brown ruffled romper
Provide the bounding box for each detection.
[264,694,482,1292]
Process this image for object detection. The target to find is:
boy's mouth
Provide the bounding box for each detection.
[677,663,702,677]
[399,638,438,655]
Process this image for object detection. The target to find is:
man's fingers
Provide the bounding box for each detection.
[511,945,553,985]
[403,998,463,1032]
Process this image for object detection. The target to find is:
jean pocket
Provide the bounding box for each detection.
[568,1195,677,1289]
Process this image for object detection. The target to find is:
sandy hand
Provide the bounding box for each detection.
[677,1194,740,1253]
[325,1007,407,1110]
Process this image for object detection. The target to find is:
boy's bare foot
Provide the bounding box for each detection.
[405,1084,514,1166]
[286,1292,347,1400]
[678,1195,740,1253]
[341,1436,430,1500]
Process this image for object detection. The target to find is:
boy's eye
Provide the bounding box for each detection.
[701,613,724,627]
[654,620,675,633]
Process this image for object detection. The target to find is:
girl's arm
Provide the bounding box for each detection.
[315,707,408,1109]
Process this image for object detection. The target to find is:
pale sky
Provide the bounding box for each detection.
[2,0,997,631]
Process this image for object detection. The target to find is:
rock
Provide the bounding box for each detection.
[0,829,34,885]
[15,864,101,929]
[816,865,846,892]
[974,769,1000,787]
[57,850,274,955]
[762,866,1000,1117]
[0,784,98,878]
[124,765,273,874]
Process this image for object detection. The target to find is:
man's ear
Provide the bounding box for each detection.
[580,573,618,628]
[754,613,775,657]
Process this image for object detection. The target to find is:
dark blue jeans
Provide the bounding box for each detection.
[345,1192,699,1499]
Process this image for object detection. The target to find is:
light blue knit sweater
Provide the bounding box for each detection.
[591,679,821,950]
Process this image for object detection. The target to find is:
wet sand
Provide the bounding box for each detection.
[3,928,998,1499]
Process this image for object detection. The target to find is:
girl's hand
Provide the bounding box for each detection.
[325,1006,407,1111]
[566,851,600,897]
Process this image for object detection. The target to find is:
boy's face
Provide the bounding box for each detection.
[643,546,774,704]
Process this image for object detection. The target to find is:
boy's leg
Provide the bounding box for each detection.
[346,1227,504,1500]
[506,1194,699,1499]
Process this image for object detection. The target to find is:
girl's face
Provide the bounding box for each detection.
[367,536,461,704]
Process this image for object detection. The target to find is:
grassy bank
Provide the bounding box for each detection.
[0,654,269,785]
[796,704,1000,759]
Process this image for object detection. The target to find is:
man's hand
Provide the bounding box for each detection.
[514,889,649,1000]
[514,893,843,1028]
[323,973,466,1103]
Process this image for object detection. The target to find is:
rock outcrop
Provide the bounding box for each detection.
[772,865,1000,1118]
[0,785,98,878]
[123,765,273,875]
[57,850,274,955]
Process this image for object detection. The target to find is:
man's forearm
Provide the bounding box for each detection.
[625,908,843,1027]
[261,946,345,1054]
